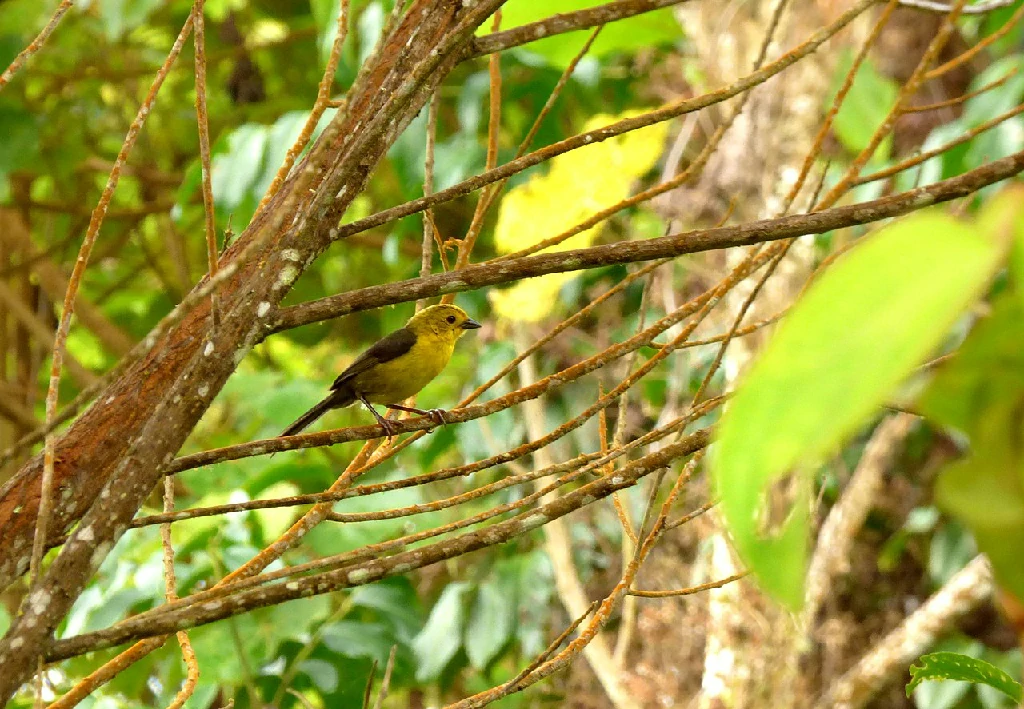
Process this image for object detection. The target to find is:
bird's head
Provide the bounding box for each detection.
[407,304,482,341]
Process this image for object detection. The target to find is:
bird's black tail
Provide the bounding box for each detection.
[281,389,353,437]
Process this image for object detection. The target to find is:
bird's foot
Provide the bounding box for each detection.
[378,417,400,441]
[385,404,449,431]
[424,408,448,430]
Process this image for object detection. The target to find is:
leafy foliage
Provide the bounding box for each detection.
[713,201,1010,608]
[3,0,1024,706]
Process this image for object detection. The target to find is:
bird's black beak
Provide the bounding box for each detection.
[462,319,482,330]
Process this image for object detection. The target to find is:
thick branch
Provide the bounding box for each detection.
[272,149,1024,333]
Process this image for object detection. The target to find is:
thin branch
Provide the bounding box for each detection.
[903,67,1018,113]
[517,337,639,709]
[370,646,397,709]
[497,601,601,698]
[924,1,1024,81]
[629,572,748,598]
[161,477,200,709]
[853,101,1024,187]
[450,9,504,273]
[45,430,710,660]
[192,0,219,325]
[333,0,879,242]
[467,0,688,59]
[153,410,722,629]
[781,0,899,215]
[253,0,351,215]
[804,414,915,621]
[419,88,440,293]
[819,0,970,209]
[0,0,75,91]
[271,149,1024,333]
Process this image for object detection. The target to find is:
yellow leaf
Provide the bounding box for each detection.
[491,111,668,322]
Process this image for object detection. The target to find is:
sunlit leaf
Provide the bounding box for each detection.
[919,190,1024,599]
[413,582,471,681]
[491,111,668,321]
[829,52,897,158]
[713,208,1007,609]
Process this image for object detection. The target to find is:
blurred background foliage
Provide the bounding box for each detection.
[1,0,1023,707]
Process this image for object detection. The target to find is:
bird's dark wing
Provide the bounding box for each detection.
[331,327,417,391]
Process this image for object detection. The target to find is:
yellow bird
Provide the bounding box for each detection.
[282,304,481,438]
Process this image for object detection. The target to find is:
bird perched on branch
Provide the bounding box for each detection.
[281,304,481,439]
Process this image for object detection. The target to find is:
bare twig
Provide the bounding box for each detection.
[370,646,398,709]
[161,477,200,709]
[253,0,351,215]
[629,572,748,598]
[468,0,690,59]
[192,0,220,325]
[0,0,75,90]
[419,89,440,293]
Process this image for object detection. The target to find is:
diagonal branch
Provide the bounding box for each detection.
[467,0,689,59]
[271,148,1024,333]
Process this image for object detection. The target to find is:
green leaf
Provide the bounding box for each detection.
[321,620,396,663]
[927,521,977,587]
[513,551,554,657]
[0,99,40,176]
[413,582,470,682]
[350,580,424,643]
[934,405,1024,599]
[920,188,1024,600]
[211,124,268,224]
[830,52,898,158]
[495,0,682,68]
[298,658,339,693]
[908,653,1023,704]
[465,575,515,670]
[1010,186,1024,309]
[98,0,165,40]
[918,297,1024,436]
[713,208,1006,609]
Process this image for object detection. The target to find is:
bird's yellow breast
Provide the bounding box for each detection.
[350,331,457,404]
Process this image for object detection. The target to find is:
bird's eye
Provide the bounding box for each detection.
[446,315,457,324]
